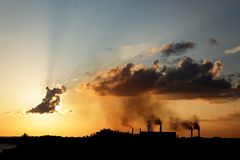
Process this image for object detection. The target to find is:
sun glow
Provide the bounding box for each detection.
[55,105,62,111]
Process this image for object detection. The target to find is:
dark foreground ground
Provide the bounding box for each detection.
[0,129,239,159]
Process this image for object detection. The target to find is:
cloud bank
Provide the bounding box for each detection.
[84,57,239,100]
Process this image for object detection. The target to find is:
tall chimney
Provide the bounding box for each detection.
[198,128,200,137]
[132,128,134,135]
[147,120,152,132]
[190,128,193,138]
[139,128,141,134]
[160,123,162,132]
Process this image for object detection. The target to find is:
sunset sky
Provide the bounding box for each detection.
[0,0,240,138]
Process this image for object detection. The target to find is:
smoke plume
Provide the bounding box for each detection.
[118,96,166,130]
[147,120,153,132]
[121,117,133,128]
[144,118,163,132]
[154,118,162,125]
[169,115,200,131]
[27,86,67,114]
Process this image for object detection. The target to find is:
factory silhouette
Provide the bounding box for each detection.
[134,119,200,139]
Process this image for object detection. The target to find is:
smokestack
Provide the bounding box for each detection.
[147,120,152,132]
[139,128,141,134]
[198,128,200,137]
[190,128,193,138]
[154,118,162,132]
[132,128,134,135]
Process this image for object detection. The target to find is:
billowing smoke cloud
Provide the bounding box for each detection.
[121,117,133,128]
[154,118,162,125]
[147,120,153,132]
[85,57,239,100]
[27,86,67,114]
[150,41,195,56]
[208,38,218,45]
[146,118,163,132]
[119,96,166,130]
[224,45,240,55]
[169,115,200,131]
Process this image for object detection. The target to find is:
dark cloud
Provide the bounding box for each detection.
[208,38,218,45]
[27,86,66,114]
[157,41,195,56]
[90,63,159,96]
[85,57,240,100]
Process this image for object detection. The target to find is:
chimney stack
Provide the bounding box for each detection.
[190,128,193,138]
[139,128,141,134]
[160,123,162,132]
[147,120,152,132]
[198,128,200,137]
[132,128,134,135]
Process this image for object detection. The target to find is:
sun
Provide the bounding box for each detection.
[55,105,62,111]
